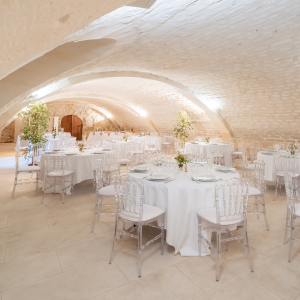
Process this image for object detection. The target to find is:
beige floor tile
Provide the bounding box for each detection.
[57,235,136,271]
[114,240,188,281]
[2,261,128,300]
[244,249,300,300]
[5,226,97,262]
[194,273,281,300]
[0,215,8,229]
[47,213,87,233]
[0,251,62,292]
[91,265,202,300]
[0,243,6,264]
[175,256,235,292]
[0,220,49,243]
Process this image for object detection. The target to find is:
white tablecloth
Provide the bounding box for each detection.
[129,166,239,256]
[102,141,128,159]
[185,142,234,167]
[45,137,76,151]
[39,150,114,194]
[257,151,300,181]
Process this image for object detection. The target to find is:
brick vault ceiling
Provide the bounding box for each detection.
[1,0,300,143]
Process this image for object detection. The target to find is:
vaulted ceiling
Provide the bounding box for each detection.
[1,0,299,143]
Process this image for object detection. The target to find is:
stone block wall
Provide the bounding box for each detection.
[0,120,15,143]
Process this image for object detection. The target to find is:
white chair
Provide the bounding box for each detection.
[116,145,132,174]
[91,159,115,232]
[248,160,269,231]
[162,136,174,153]
[109,175,165,278]
[242,148,255,179]
[283,173,300,262]
[42,154,75,204]
[12,146,40,198]
[274,155,299,201]
[197,179,253,281]
[103,150,120,186]
[128,142,145,165]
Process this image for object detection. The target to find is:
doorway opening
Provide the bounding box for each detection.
[61,115,82,140]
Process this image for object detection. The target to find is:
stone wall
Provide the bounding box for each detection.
[47,102,117,139]
[0,120,15,143]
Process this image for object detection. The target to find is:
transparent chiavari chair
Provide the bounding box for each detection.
[274,155,299,200]
[103,150,120,186]
[109,175,165,277]
[42,154,75,204]
[12,146,41,198]
[197,178,253,281]
[247,160,269,230]
[91,159,116,232]
[283,173,300,262]
[242,147,255,179]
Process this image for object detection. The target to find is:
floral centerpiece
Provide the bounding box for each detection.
[147,132,151,136]
[287,143,298,155]
[175,151,189,170]
[174,111,195,149]
[130,127,135,133]
[52,127,57,139]
[77,142,84,153]
[123,134,128,142]
[205,137,210,144]
[17,101,51,164]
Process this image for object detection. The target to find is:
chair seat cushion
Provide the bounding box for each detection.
[131,151,144,154]
[18,166,40,172]
[48,170,74,177]
[99,185,115,196]
[197,207,242,225]
[232,151,242,155]
[103,166,119,172]
[277,171,300,177]
[245,164,255,170]
[120,158,131,164]
[248,186,261,196]
[295,203,300,217]
[120,204,165,222]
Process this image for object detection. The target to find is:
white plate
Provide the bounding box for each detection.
[65,153,77,156]
[261,151,274,156]
[146,174,168,181]
[216,167,236,173]
[132,167,147,173]
[190,142,198,144]
[53,149,61,151]
[103,149,111,151]
[92,152,104,154]
[193,175,220,182]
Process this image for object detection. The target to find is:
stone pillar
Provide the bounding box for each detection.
[53,117,59,132]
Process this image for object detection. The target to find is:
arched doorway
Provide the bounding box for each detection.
[61,115,82,140]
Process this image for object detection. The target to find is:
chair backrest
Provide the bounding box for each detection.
[274,155,297,175]
[44,154,66,175]
[284,173,297,214]
[113,175,144,222]
[215,179,249,225]
[106,150,120,172]
[242,147,249,167]
[253,160,265,193]
[95,159,104,191]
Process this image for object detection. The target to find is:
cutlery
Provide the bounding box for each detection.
[164,178,176,183]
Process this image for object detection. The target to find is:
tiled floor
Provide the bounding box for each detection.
[0,143,299,300]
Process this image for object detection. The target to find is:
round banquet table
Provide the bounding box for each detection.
[39,150,116,194]
[45,137,76,151]
[257,151,300,182]
[129,165,240,256]
[184,142,234,167]
[102,141,128,159]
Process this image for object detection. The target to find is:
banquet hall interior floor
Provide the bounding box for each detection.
[0,143,299,300]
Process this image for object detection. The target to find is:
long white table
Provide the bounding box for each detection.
[129,165,239,256]
[185,142,234,167]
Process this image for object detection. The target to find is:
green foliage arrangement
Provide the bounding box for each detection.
[174,151,189,165]
[17,101,51,160]
[173,111,195,144]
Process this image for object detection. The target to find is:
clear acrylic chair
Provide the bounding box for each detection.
[247,160,269,230]
[283,173,300,262]
[242,147,255,179]
[103,150,120,185]
[91,159,115,232]
[42,154,75,204]
[274,155,299,201]
[197,178,253,281]
[109,175,165,277]
[12,146,41,198]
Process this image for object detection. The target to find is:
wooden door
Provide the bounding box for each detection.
[72,115,82,141]
[61,115,82,140]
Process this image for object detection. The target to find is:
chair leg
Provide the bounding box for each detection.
[12,173,18,198]
[197,216,202,257]
[42,176,46,204]
[244,224,253,272]
[91,195,102,233]
[109,215,119,264]
[289,215,295,262]
[274,176,278,201]
[261,195,269,231]
[255,196,259,219]
[160,214,165,255]
[226,230,229,251]
[137,223,143,278]
[284,208,290,244]
[36,171,39,192]
[216,229,221,282]
[61,177,65,204]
